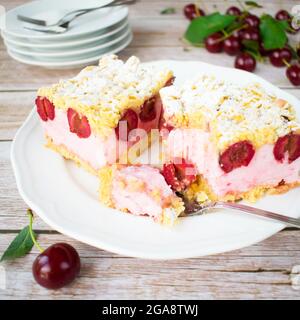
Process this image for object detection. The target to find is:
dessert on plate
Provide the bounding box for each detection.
[35,55,173,174]
[160,75,300,204]
[99,164,184,225]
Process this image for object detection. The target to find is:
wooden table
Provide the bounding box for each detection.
[0,0,300,299]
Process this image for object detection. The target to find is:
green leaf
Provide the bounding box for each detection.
[242,39,259,52]
[160,7,176,15]
[259,14,288,50]
[245,1,263,8]
[242,40,263,62]
[0,226,35,262]
[184,12,236,44]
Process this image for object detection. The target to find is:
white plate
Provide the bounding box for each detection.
[1,19,129,49]
[7,32,132,68]
[5,25,131,57]
[11,61,300,259]
[1,0,128,40]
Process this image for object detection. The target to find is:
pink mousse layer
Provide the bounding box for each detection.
[42,108,126,170]
[111,165,173,219]
[166,129,300,197]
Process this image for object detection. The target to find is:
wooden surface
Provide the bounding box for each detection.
[0,0,300,300]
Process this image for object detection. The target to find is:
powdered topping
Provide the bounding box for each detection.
[160,75,300,150]
[37,55,173,137]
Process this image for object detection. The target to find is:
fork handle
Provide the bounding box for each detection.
[56,0,137,27]
[215,202,300,228]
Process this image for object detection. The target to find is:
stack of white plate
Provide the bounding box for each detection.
[0,0,132,69]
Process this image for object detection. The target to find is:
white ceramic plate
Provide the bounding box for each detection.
[7,32,132,68]
[1,19,129,49]
[11,61,300,259]
[5,25,131,57]
[1,0,128,40]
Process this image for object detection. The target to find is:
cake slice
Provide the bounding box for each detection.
[159,75,300,203]
[99,164,184,225]
[35,55,173,174]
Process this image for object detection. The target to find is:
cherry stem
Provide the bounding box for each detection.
[27,209,44,253]
[218,24,248,42]
[237,0,246,11]
[283,58,291,68]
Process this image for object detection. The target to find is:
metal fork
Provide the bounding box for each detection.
[19,0,136,33]
[180,201,300,228]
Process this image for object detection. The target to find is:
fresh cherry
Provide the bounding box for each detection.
[67,108,91,138]
[139,98,156,122]
[244,14,260,28]
[274,134,300,162]
[162,158,197,192]
[226,6,241,16]
[184,4,205,20]
[235,53,256,72]
[275,10,291,21]
[269,48,292,67]
[223,35,241,55]
[32,243,80,289]
[238,27,260,41]
[115,109,138,140]
[286,64,300,86]
[35,97,55,122]
[205,32,223,53]
[219,141,255,173]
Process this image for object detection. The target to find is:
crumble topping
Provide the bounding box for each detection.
[38,55,173,137]
[160,75,300,150]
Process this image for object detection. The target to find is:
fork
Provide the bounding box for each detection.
[19,0,136,33]
[180,201,300,228]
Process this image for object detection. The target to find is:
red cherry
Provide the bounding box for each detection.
[274,134,300,162]
[269,48,292,67]
[273,135,290,161]
[226,6,241,16]
[115,109,138,140]
[36,97,48,121]
[244,14,260,28]
[139,98,156,122]
[288,134,300,162]
[223,35,241,55]
[238,27,259,41]
[32,243,80,289]
[286,64,300,86]
[219,141,255,173]
[67,108,91,138]
[205,32,223,53]
[76,116,91,138]
[275,10,291,21]
[235,53,256,72]
[183,4,205,20]
[162,158,197,192]
[35,97,55,121]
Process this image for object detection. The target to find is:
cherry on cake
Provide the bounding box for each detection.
[159,75,300,203]
[35,55,174,174]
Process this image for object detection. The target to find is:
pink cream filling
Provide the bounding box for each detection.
[42,108,127,170]
[166,129,300,197]
[111,166,173,218]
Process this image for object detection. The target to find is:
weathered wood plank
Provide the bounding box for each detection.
[0,232,300,299]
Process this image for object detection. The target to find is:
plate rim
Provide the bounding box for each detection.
[2,1,128,40]
[7,32,133,68]
[5,26,131,58]
[1,19,129,49]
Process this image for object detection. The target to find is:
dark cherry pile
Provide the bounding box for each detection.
[183,3,300,85]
